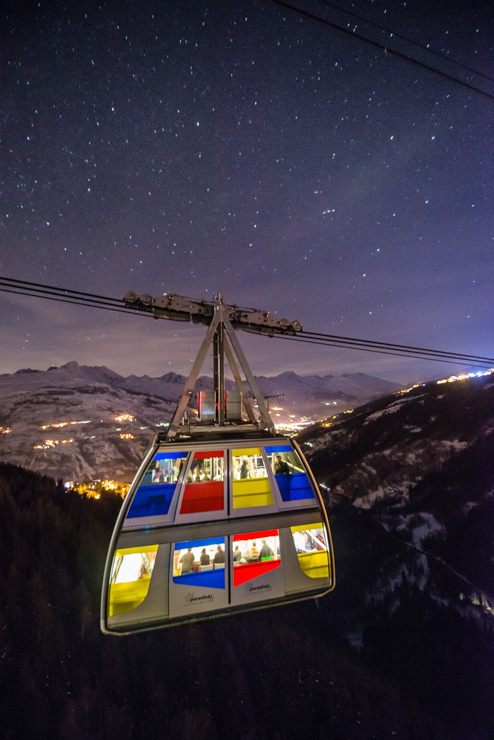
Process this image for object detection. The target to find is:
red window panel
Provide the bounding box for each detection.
[233,560,281,587]
[180,481,224,514]
[193,450,223,459]
[233,529,278,542]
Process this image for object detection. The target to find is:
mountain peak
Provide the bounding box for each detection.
[60,361,81,372]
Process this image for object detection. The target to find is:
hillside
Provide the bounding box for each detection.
[0,361,401,482]
[297,373,494,736]
[299,373,494,605]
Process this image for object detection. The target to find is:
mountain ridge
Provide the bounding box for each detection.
[0,361,402,483]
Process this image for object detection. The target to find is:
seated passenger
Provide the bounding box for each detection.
[240,459,250,478]
[233,545,242,562]
[243,542,259,562]
[199,548,210,566]
[179,548,196,574]
[213,544,225,566]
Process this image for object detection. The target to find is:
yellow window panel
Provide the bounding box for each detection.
[296,551,331,580]
[232,478,274,508]
[115,544,159,557]
[109,577,151,616]
[232,448,260,457]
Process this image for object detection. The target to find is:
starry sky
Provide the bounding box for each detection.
[2,0,492,384]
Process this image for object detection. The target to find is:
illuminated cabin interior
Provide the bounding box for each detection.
[101,293,334,634]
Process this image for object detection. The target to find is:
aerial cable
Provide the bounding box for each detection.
[0,287,146,317]
[276,334,494,368]
[1,275,492,367]
[317,0,494,85]
[299,330,494,364]
[0,276,124,308]
[265,0,494,102]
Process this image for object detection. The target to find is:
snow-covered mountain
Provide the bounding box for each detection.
[0,361,402,482]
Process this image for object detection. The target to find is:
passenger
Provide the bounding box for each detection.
[259,539,274,560]
[213,544,225,566]
[153,463,164,483]
[274,455,290,474]
[195,465,205,482]
[240,459,250,479]
[199,548,210,566]
[242,542,259,562]
[179,548,195,574]
[233,545,242,562]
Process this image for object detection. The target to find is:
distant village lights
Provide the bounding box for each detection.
[34,438,75,449]
[40,420,91,429]
[437,369,493,385]
[66,479,130,500]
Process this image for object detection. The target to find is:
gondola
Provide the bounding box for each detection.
[101,293,334,634]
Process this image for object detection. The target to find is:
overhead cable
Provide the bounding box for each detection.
[318,0,494,84]
[276,334,493,368]
[0,287,147,317]
[299,329,494,363]
[265,0,494,101]
[1,276,492,368]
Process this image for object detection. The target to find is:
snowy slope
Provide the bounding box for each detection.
[0,361,402,482]
[299,373,494,625]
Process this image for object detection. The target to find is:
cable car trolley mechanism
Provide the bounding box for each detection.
[101,292,335,634]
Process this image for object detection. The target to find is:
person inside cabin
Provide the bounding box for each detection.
[244,541,260,562]
[152,463,164,483]
[233,545,242,562]
[240,459,250,479]
[259,539,274,560]
[172,462,182,482]
[213,544,225,566]
[274,454,290,475]
[195,465,205,482]
[199,548,210,566]
[180,548,196,574]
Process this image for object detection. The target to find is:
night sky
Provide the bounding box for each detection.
[2,0,492,384]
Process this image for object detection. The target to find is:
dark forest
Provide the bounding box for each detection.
[1,458,492,739]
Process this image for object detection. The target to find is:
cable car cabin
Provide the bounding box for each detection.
[101,432,334,634]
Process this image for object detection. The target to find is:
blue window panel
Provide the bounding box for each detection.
[172,569,225,589]
[127,483,175,518]
[154,451,187,461]
[175,536,224,550]
[267,445,292,453]
[290,472,315,500]
[275,473,315,502]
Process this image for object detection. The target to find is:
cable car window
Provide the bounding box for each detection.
[126,451,188,518]
[180,451,225,514]
[265,445,315,502]
[291,524,331,579]
[232,529,281,587]
[232,448,274,509]
[108,545,158,616]
[172,537,226,589]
